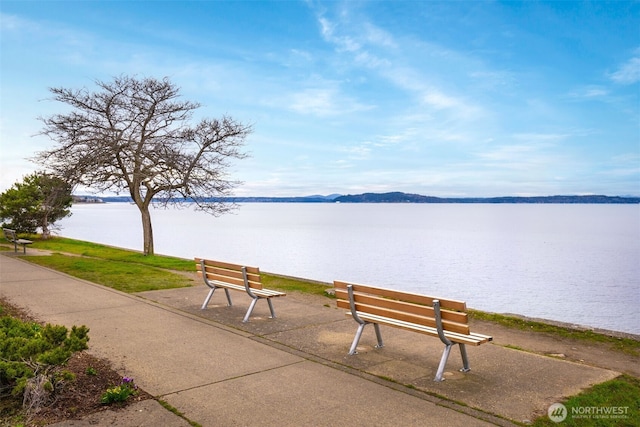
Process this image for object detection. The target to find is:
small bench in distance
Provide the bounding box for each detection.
[2,228,33,254]
[334,280,492,382]
[195,258,286,323]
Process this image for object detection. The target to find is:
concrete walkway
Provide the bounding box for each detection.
[0,254,620,426]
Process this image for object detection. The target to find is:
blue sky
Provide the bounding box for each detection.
[1,1,639,197]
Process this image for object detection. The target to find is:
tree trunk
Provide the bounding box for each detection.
[41,225,51,240]
[139,205,154,256]
[40,214,51,240]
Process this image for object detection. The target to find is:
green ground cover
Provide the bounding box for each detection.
[24,253,194,293]
[28,237,194,271]
[470,311,640,356]
[21,237,332,296]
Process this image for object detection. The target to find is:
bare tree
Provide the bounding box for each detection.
[36,76,251,255]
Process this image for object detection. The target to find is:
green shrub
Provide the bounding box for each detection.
[0,315,89,409]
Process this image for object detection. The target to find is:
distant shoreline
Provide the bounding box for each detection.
[73,191,640,204]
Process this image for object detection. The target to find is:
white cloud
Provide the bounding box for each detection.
[312,6,490,135]
[289,88,335,115]
[353,51,391,69]
[603,153,640,177]
[318,16,360,52]
[474,133,569,172]
[341,144,372,160]
[287,87,374,117]
[0,13,29,31]
[609,49,640,84]
[362,22,396,48]
[421,90,483,121]
[511,132,569,142]
[287,49,313,65]
[423,91,458,110]
[567,85,610,99]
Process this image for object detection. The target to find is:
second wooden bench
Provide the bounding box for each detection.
[334,280,492,381]
[3,228,33,254]
[195,258,286,323]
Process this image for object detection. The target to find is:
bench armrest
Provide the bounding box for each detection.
[347,285,366,325]
[433,300,453,346]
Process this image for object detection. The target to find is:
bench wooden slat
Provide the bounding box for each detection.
[200,264,262,283]
[207,281,285,298]
[334,288,468,324]
[334,280,467,312]
[195,258,260,275]
[336,299,471,335]
[195,258,263,289]
[355,312,489,346]
[198,270,262,290]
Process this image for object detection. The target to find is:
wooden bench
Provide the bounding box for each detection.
[195,258,286,323]
[334,280,492,381]
[2,228,33,254]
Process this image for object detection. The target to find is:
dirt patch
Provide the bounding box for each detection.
[29,352,153,425]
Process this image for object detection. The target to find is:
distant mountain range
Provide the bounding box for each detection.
[73,192,640,204]
[333,192,640,204]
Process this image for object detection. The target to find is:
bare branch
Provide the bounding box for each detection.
[34,76,251,255]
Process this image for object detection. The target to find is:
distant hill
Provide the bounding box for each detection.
[334,192,640,204]
[88,194,342,203]
[224,194,342,203]
[75,192,640,204]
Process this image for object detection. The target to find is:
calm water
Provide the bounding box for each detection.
[58,203,640,334]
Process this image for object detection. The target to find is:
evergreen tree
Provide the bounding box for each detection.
[0,172,73,239]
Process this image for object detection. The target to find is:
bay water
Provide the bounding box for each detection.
[57,203,639,334]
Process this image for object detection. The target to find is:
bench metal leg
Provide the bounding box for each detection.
[373,323,384,349]
[201,288,233,309]
[266,298,276,319]
[434,343,471,381]
[459,343,470,372]
[434,343,453,382]
[348,322,384,355]
[242,297,276,323]
[223,288,233,306]
[201,289,215,309]
[243,298,259,323]
[348,323,367,355]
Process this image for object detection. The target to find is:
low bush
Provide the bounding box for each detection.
[0,314,89,417]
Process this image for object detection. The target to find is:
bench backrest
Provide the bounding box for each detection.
[334,280,471,336]
[3,228,17,242]
[195,258,263,290]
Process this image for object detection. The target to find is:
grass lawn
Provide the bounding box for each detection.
[24,253,195,292]
[470,310,640,356]
[19,236,333,296]
[28,236,194,271]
